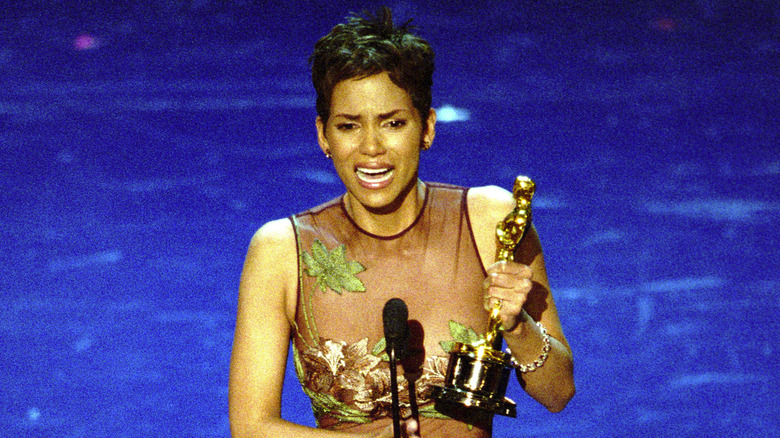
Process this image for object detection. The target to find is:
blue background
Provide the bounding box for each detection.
[2,1,778,436]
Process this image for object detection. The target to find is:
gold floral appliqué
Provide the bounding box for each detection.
[294,337,452,426]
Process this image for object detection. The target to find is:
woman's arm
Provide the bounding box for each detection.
[467,185,575,413]
[500,227,575,412]
[229,218,299,436]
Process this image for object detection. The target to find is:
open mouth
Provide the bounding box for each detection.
[356,167,394,184]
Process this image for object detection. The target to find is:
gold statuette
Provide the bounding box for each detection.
[486,175,535,348]
[432,176,535,418]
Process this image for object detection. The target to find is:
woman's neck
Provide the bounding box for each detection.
[344,180,426,237]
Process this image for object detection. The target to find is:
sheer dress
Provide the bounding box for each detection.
[290,183,494,437]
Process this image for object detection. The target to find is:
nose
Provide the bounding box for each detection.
[359,125,385,156]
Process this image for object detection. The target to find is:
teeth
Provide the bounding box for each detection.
[357,167,388,175]
[356,167,393,183]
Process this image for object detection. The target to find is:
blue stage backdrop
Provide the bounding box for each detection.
[2,1,778,436]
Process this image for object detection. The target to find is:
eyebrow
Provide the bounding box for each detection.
[332,109,408,121]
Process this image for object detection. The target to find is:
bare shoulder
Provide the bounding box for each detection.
[467,185,515,217]
[467,185,516,231]
[467,185,516,268]
[240,218,298,323]
[248,218,295,252]
[244,217,297,283]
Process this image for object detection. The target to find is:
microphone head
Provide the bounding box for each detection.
[383,298,409,356]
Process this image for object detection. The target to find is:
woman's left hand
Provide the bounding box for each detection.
[483,260,533,333]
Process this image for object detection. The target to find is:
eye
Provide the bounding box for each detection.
[386,119,407,129]
[336,122,358,131]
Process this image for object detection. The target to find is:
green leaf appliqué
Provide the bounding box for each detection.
[303,239,366,294]
[438,320,484,354]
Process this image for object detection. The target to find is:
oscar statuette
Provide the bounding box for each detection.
[432,176,536,417]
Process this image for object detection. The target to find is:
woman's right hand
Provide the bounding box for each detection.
[372,419,420,438]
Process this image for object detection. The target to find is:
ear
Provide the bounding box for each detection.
[422,108,437,147]
[316,116,330,155]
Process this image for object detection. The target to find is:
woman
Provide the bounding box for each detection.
[229,8,574,438]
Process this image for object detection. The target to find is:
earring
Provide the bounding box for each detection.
[325,149,332,159]
[422,140,431,151]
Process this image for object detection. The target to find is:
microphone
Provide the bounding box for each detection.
[383,298,409,358]
[383,298,408,438]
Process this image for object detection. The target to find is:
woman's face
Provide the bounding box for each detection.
[317,72,436,215]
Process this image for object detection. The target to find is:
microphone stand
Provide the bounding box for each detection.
[383,298,408,438]
[388,341,401,438]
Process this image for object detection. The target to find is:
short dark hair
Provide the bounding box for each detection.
[310,7,434,123]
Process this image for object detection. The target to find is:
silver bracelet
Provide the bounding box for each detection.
[506,321,551,373]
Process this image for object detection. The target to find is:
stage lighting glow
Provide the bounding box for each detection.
[27,408,41,422]
[436,104,471,123]
[73,33,99,51]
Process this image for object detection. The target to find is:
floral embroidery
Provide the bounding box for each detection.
[295,337,452,425]
[294,338,382,424]
[302,239,366,294]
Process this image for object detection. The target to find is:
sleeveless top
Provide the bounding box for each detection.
[290,182,493,433]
